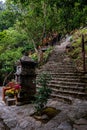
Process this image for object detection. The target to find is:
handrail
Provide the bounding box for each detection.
[82,34,86,72]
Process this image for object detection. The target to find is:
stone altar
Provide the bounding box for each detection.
[15,53,37,104]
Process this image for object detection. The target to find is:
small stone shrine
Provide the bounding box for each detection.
[15,52,37,104]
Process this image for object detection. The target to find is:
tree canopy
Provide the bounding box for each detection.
[0,0,87,84]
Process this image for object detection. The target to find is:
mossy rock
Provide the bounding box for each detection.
[31,107,61,123]
[42,107,60,118]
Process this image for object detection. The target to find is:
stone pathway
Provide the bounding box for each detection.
[37,35,87,103]
[0,87,87,130]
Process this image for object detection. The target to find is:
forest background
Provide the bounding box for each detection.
[0,0,87,85]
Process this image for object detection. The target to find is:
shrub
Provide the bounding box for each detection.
[34,72,52,115]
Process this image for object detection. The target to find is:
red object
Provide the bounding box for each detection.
[7,81,16,88]
[2,81,21,102]
[14,84,21,90]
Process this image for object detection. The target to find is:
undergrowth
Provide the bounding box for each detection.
[68,27,87,71]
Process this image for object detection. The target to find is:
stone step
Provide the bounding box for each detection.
[39,61,76,68]
[37,76,81,81]
[49,80,86,87]
[50,93,74,104]
[51,76,87,81]
[51,77,81,82]
[40,65,77,72]
[48,58,74,63]
[37,45,87,103]
[40,69,76,73]
[51,77,87,81]
[36,84,87,98]
[42,64,76,68]
[37,72,83,76]
[47,61,74,64]
[48,84,85,92]
[38,72,77,76]
[38,70,77,74]
[51,88,87,99]
[37,73,87,81]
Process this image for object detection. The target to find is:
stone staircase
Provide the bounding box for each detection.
[37,44,87,104]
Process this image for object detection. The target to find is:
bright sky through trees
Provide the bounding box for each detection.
[0,0,5,3]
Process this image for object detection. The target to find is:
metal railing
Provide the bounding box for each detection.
[82,34,86,72]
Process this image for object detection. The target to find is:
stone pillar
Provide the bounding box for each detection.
[16,54,37,104]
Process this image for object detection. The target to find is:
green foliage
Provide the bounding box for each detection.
[0,4,17,31]
[69,47,81,59]
[30,53,38,62]
[0,0,87,83]
[6,0,87,40]
[4,0,87,34]
[0,48,22,82]
[34,72,52,114]
[0,28,26,83]
[43,46,53,62]
[0,28,27,47]
[30,46,53,64]
[68,28,87,71]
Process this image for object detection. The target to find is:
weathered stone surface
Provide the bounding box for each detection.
[57,121,73,130]
[74,118,87,125]
[0,96,87,130]
[47,100,59,108]
[19,120,30,129]
[67,100,87,121]
[11,127,22,130]
[73,124,87,130]
[73,128,77,130]
[41,114,49,120]
[0,97,86,129]
[0,120,5,130]
[4,118,17,128]
[0,117,10,130]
